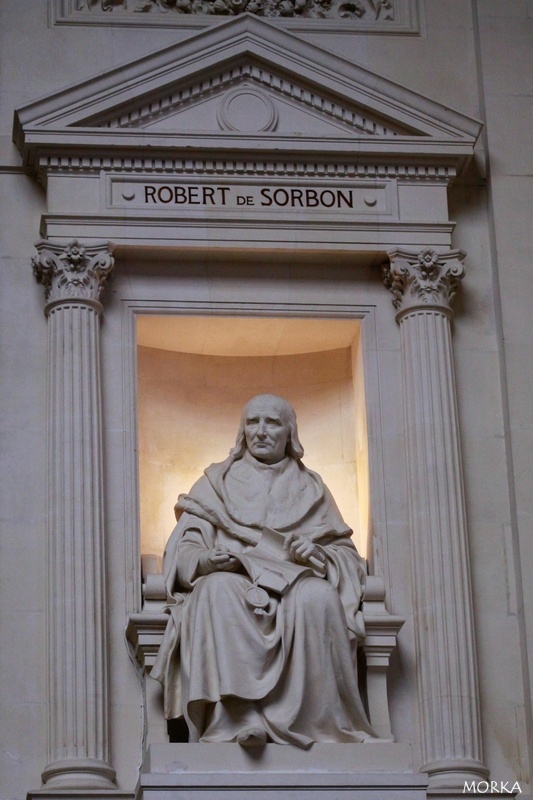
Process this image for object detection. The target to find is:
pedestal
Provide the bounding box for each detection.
[137,743,428,800]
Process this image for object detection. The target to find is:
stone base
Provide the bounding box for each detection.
[136,743,428,800]
[27,792,133,800]
[428,792,523,799]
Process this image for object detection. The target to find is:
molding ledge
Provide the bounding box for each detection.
[27,792,133,800]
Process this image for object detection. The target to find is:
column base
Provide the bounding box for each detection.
[424,757,490,792]
[41,758,117,791]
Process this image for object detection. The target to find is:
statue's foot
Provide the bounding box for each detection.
[361,734,393,743]
[236,727,268,748]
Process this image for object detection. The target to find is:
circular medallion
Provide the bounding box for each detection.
[217,89,278,133]
[245,585,270,609]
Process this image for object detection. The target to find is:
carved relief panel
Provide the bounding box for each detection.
[51,0,420,32]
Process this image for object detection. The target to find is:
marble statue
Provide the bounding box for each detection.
[151,394,376,748]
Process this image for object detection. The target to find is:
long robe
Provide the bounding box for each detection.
[151,451,374,748]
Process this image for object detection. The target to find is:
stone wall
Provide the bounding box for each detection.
[0,1,531,797]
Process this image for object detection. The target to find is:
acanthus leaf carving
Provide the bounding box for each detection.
[33,239,115,308]
[383,248,466,315]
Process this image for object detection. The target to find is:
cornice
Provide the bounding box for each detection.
[35,152,458,184]
[14,16,481,186]
[22,133,471,184]
[14,16,481,156]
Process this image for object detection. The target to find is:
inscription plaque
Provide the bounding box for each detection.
[110,179,392,215]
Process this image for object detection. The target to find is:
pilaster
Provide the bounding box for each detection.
[383,248,489,792]
[32,240,116,791]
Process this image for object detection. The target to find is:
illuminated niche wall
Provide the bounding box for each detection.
[136,316,370,559]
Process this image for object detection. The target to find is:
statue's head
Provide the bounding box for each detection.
[230,394,304,464]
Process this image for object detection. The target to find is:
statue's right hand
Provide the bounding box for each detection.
[198,549,241,575]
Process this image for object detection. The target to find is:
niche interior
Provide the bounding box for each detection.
[136,315,370,559]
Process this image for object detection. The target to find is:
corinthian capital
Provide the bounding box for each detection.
[383,248,466,317]
[33,239,115,311]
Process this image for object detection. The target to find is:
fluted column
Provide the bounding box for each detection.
[383,248,488,792]
[33,240,116,790]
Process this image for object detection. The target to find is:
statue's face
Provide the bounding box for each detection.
[244,396,291,464]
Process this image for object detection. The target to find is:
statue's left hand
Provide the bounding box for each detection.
[198,548,241,575]
[284,533,326,568]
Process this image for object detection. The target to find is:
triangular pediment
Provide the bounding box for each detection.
[14,14,481,168]
[73,56,420,139]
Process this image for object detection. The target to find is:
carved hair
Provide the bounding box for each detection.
[230,394,304,461]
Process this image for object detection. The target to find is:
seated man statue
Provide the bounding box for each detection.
[151,394,376,749]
